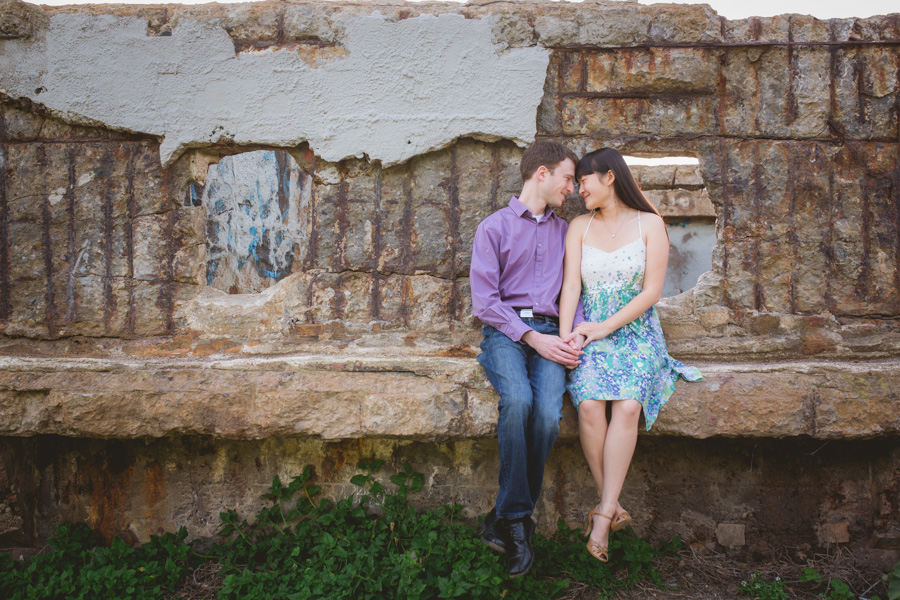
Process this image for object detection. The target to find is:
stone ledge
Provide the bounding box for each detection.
[0,355,897,440]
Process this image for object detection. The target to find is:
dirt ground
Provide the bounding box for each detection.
[601,546,893,600]
[168,546,894,600]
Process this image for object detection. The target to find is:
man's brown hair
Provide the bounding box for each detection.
[519,139,579,182]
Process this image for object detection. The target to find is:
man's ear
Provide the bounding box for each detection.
[535,165,549,181]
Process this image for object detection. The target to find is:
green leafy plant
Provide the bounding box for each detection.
[0,522,193,600]
[888,561,900,600]
[823,577,855,600]
[211,461,576,599]
[0,463,677,600]
[802,567,856,600]
[803,567,824,585]
[738,573,789,600]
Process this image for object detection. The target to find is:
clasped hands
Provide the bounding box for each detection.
[567,321,611,346]
[522,321,608,368]
[522,322,611,368]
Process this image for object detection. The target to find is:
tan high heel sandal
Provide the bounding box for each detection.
[584,504,612,563]
[611,508,632,532]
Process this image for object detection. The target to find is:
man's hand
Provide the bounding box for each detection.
[522,331,582,367]
[563,331,585,369]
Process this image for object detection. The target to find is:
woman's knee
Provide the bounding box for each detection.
[612,399,643,422]
[578,400,607,424]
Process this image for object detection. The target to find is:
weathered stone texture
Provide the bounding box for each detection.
[1,0,900,553]
[586,48,719,95]
[0,355,896,440]
[832,47,900,140]
[560,95,719,138]
[644,189,715,218]
[720,46,831,138]
[631,164,704,190]
[0,0,45,39]
[0,0,897,364]
[0,101,204,338]
[2,435,897,555]
[698,139,900,317]
[716,523,746,549]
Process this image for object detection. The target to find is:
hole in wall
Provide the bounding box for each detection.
[198,150,310,294]
[624,156,715,298]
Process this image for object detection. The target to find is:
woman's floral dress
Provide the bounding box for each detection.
[567,212,703,430]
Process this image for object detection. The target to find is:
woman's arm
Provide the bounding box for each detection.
[559,216,586,339]
[574,213,669,344]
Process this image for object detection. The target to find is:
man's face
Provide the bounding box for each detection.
[540,158,576,208]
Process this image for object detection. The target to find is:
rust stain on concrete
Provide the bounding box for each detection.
[145,461,165,508]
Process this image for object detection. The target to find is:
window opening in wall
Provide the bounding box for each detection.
[200,150,310,294]
[624,156,714,298]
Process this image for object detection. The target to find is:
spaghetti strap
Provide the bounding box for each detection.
[582,210,597,243]
[637,212,642,238]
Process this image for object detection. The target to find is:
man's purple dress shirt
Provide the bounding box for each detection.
[470,196,585,342]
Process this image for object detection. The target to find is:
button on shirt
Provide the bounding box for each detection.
[470,196,585,342]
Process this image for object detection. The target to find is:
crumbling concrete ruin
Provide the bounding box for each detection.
[0,0,898,564]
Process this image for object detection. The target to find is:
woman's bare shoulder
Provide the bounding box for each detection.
[569,212,596,227]
[641,211,666,230]
[566,212,594,238]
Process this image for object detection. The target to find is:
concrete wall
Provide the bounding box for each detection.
[198,151,714,296]
[0,0,898,560]
[3,435,898,560]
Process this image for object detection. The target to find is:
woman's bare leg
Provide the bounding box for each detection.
[578,400,608,502]
[591,399,642,545]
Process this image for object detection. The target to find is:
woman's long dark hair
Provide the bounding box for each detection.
[575,148,661,217]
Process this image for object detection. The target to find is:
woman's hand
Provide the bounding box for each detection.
[564,332,585,350]
[573,321,611,346]
[561,332,586,367]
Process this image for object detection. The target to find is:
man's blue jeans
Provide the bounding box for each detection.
[477,319,566,520]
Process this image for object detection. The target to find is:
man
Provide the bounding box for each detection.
[470,139,585,578]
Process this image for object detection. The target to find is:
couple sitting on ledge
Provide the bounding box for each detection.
[470,140,702,577]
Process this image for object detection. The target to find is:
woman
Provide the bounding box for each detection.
[558,148,702,563]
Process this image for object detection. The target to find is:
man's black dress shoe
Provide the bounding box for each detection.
[479,508,506,553]
[503,516,535,578]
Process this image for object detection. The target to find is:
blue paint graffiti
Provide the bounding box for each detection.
[202,150,304,293]
[206,260,218,286]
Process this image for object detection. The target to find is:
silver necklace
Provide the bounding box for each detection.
[601,209,628,238]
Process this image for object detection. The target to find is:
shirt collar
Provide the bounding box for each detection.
[509,196,556,221]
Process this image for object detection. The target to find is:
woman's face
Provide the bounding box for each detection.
[578,171,615,211]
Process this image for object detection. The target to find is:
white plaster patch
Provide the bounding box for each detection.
[0,13,549,166]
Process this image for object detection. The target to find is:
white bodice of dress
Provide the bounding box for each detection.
[581,237,645,293]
